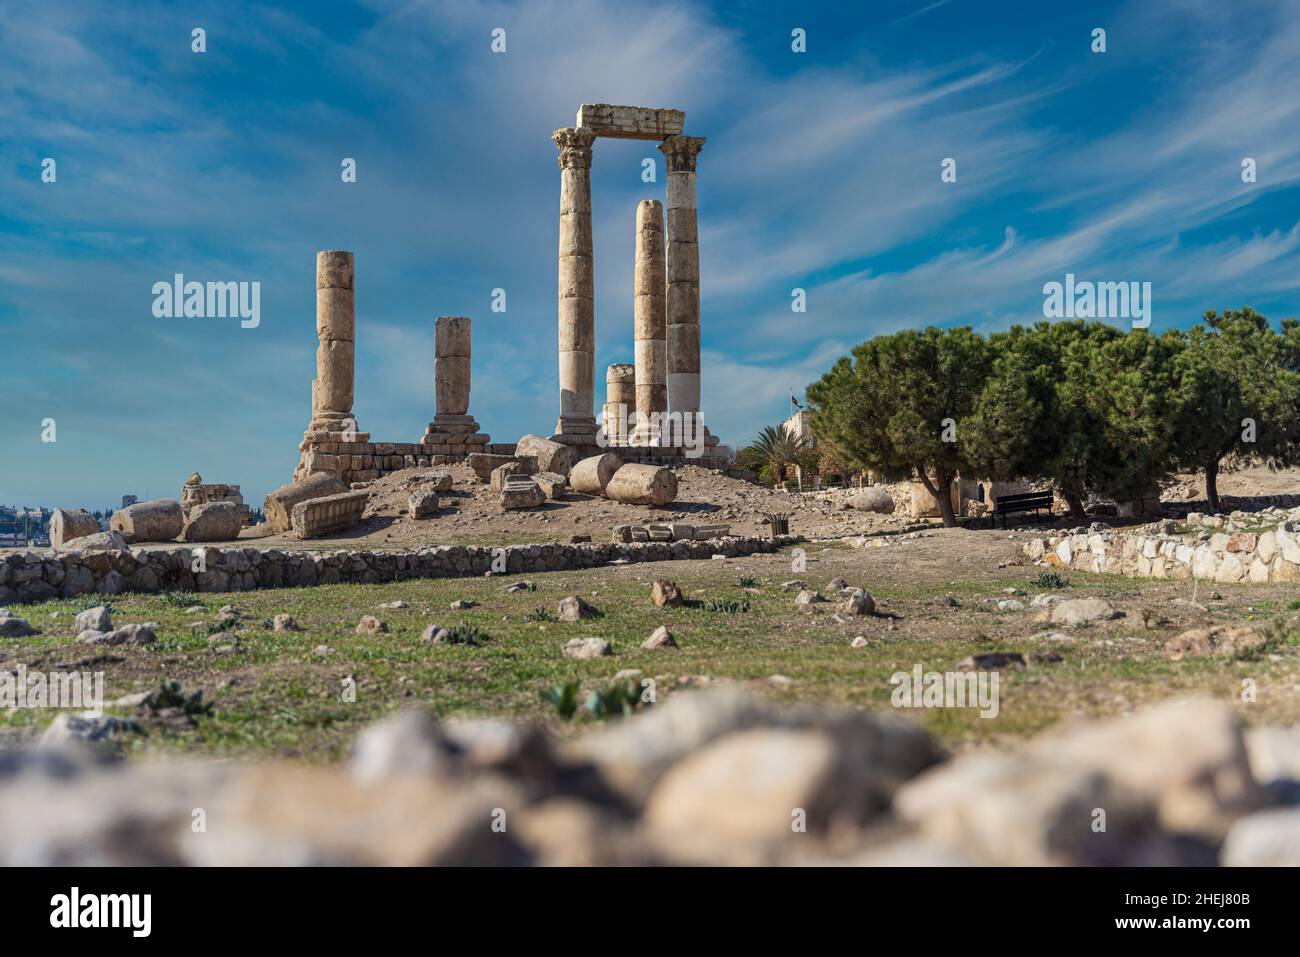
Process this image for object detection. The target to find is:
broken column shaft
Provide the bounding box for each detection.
[310,250,357,433]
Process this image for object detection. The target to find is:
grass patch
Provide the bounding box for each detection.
[5,537,1297,761]
[1029,571,1070,589]
[704,596,751,613]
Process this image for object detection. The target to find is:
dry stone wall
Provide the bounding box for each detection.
[297,438,470,486]
[0,535,802,604]
[1024,508,1300,583]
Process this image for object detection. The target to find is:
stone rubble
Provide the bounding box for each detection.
[3,689,1295,865]
[181,473,253,527]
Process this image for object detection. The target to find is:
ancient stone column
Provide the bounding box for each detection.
[310,250,357,432]
[658,135,706,444]
[602,363,636,447]
[422,315,488,453]
[553,127,599,442]
[435,316,471,418]
[632,199,667,444]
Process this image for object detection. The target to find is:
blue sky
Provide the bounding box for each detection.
[3,0,1300,509]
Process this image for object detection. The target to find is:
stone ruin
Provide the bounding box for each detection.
[288,104,737,497]
[293,252,512,487]
[549,105,731,469]
[612,521,731,543]
[180,473,252,527]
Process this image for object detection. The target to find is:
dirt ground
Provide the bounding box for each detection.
[1161,463,1300,501]
[10,464,1296,559]
[224,462,1300,550]
[232,463,918,549]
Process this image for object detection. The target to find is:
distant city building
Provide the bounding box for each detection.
[121,495,138,509]
[0,506,50,547]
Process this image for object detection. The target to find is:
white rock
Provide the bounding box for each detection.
[642,626,677,650]
[563,637,612,659]
[74,606,113,634]
[1050,597,1123,627]
[350,711,451,784]
[843,589,875,615]
[1221,809,1300,866]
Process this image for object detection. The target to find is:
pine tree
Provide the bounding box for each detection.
[808,327,991,527]
[1170,308,1300,514]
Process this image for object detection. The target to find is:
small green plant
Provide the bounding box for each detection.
[737,576,759,588]
[147,680,214,717]
[706,596,751,613]
[76,596,115,613]
[442,621,491,646]
[1287,598,1300,611]
[522,606,557,623]
[158,591,200,608]
[541,680,579,719]
[1030,571,1070,589]
[1248,613,1300,659]
[206,617,241,635]
[584,680,643,719]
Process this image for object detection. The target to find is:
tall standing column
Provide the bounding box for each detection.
[553,127,599,442]
[310,250,357,433]
[658,135,706,444]
[632,199,667,445]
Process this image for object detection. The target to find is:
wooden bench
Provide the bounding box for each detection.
[990,491,1054,528]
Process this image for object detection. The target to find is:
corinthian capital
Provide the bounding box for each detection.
[658,134,706,173]
[553,127,597,170]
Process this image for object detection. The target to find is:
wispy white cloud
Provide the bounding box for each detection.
[4,0,1300,506]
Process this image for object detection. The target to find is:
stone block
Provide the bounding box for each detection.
[50,508,101,549]
[290,490,370,539]
[179,502,244,543]
[605,464,678,506]
[110,499,183,543]
[408,491,440,519]
[576,104,685,140]
[515,435,576,477]
[491,463,527,491]
[501,478,546,510]
[570,453,623,495]
[468,453,536,483]
[264,473,349,533]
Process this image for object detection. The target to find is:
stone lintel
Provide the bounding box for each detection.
[576,104,684,140]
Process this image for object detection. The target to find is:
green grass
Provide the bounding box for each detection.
[6,543,1298,761]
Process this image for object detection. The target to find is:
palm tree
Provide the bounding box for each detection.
[742,425,811,488]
